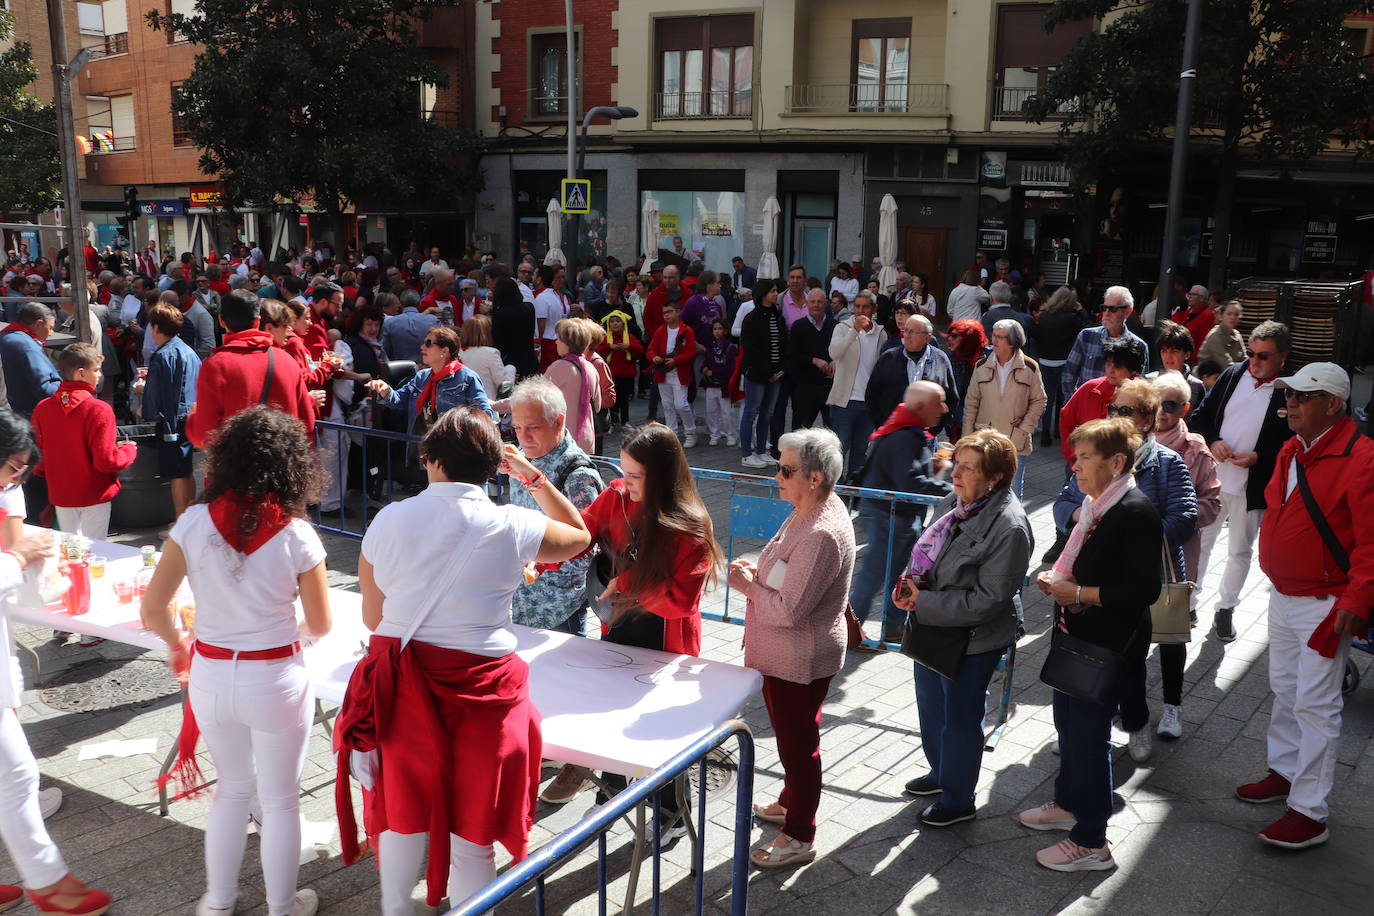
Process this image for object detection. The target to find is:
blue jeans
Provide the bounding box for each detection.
[1053,684,1118,848]
[739,379,780,458]
[828,400,873,478]
[913,648,1005,811]
[1039,363,1064,440]
[848,509,919,634]
[1012,456,1026,501]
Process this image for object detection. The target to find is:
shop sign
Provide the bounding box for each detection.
[140,200,184,216]
[188,184,222,208]
[978,228,1009,250]
[700,212,733,237]
[981,151,1007,182]
[1303,234,1337,263]
[658,212,680,236]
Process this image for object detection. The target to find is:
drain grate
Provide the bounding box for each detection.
[39,658,180,713]
[686,747,737,799]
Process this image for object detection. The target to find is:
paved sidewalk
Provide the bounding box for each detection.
[9,396,1374,915]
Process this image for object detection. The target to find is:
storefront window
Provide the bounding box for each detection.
[640,189,746,274]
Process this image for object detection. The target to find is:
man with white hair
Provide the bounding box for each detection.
[865,314,957,435]
[1171,284,1216,353]
[1061,285,1150,399]
[826,290,886,475]
[1238,363,1374,850]
[980,281,1033,342]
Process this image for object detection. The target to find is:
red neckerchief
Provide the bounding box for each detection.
[216,329,274,352]
[417,359,464,416]
[55,380,94,415]
[1,323,42,343]
[208,491,291,554]
[871,403,935,441]
[177,297,194,314]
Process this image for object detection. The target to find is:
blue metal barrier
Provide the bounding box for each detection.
[448,720,755,916]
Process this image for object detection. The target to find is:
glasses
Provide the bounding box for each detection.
[1104,305,1129,313]
[1106,404,1142,418]
[1160,400,1185,413]
[1287,389,1331,403]
[1250,352,1275,362]
[777,463,799,479]
[421,338,437,347]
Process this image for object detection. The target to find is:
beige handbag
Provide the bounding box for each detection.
[1150,540,1194,644]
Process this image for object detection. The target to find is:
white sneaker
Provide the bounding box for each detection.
[708,436,721,446]
[742,454,768,469]
[1128,727,1153,763]
[760,452,779,465]
[683,435,697,448]
[290,889,318,916]
[1157,704,1183,740]
[196,896,237,916]
[726,436,738,447]
[37,787,62,820]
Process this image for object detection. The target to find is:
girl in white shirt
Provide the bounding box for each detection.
[142,406,332,916]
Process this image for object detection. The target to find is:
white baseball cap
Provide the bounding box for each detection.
[1273,362,1351,400]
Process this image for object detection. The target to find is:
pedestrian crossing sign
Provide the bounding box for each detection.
[561,178,591,214]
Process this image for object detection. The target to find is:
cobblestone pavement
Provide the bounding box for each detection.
[11,393,1374,915]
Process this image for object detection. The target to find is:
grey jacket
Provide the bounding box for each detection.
[910,486,1033,656]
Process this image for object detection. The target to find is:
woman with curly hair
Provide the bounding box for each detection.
[943,318,989,439]
[142,406,333,916]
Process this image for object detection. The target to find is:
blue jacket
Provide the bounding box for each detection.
[859,426,952,522]
[142,335,200,434]
[380,364,495,432]
[1053,438,1196,579]
[0,329,59,417]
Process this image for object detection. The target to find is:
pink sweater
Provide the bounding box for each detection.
[743,493,857,684]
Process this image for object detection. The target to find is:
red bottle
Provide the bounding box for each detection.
[63,556,91,616]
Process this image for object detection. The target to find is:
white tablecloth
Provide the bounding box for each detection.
[9,532,761,776]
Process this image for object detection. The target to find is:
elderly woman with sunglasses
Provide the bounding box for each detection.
[1052,378,1197,762]
[366,325,494,434]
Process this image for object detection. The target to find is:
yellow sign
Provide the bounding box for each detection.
[658,212,679,236]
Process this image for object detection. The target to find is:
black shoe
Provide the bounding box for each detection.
[1214,608,1237,643]
[903,774,942,797]
[1189,609,1198,628]
[1041,529,1069,565]
[919,803,976,827]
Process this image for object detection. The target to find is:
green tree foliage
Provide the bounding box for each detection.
[0,11,61,214]
[1028,0,1374,288]
[147,0,483,242]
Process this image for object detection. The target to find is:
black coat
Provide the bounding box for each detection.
[858,426,952,520]
[1035,310,1089,361]
[1064,488,1163,663]
[1190,359,1291,511]
[739,304,787,383]
[491,301,539,379]
[788,315,836,385]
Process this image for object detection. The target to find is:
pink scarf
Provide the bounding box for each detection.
[1154,419,1190,456]
[1052,472,1136,583]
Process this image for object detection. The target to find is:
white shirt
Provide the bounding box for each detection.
[362,482,546,656]
[518,281,536,305]
[1285,425,1335,499]
[848,323,882,402]
[170,506,326,651]
[329,338,354,420]
[418,258,448,277]
[0,486,25,709]
[996,356,1015,395]
[1216,369,1276,495]
[665,326,679,354]
[732,301,755,337]
[534,288,569,340]
[829,276,859,303]
[121,292,142,323]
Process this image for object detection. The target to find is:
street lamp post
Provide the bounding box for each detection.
[568,105,638,276]
[1153,0,1205,326]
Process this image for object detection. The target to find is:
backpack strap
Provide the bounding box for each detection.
[259,347,275,406]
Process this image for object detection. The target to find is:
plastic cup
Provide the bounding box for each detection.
[114,581,133,604]
[89,556,107,578]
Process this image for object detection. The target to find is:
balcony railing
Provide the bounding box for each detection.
[783,83,948,116]
[102,32,128,55]
[87,135,137,154]
[654,90,752,120]
[993,86,1080,121]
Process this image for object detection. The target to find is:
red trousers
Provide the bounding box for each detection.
[761,674,832,843]
[539,339,560,372]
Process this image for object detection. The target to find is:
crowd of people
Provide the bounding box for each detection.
[0,237,1368,910]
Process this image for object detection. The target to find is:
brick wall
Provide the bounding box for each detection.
[489,0,618,127]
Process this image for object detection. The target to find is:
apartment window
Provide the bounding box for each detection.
[530,32,578,117]
[993,4,1092,118]
[852,19,910,112]
[171,81,192,146]
[656,15,753,119]
[77,2,103,35]
[165,0,196,43]
[108,94,136,151]
[102,0,129,55]
[1343,25,1371,56]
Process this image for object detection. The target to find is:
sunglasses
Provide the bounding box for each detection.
[1250,352,1275,362]
[1160,399,1185,413]
[777,463,800,479]
[421,338,437,347]
[1287,389,1331,403]
[1106,404,1142,418]
[1104,305,1129,313]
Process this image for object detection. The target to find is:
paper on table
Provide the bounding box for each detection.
[79,738,157,759]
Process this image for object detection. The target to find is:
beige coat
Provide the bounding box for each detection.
[963,350,1047,455]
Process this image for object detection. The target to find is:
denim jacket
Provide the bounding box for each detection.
[142,335,200,435]
[380,364,495,432]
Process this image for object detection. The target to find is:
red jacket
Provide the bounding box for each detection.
[647,323,696,385]
[420,291,461,325]
[1259,416,1374,620]
[643,283,687,341]
[596,334,644,378]
[1170,304,1216,354]
[1059,375,1118,462]
[582,479,709,656]
[186,329,315,448]
[32,382,137,507]
[302,316,331,359]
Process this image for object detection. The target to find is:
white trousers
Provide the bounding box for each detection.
[54,503,112,541]
[188,652,313,916]
[1198,491,1263,609]
[378,830,495,915]
[657,376,691,436]
[317,426,346,512]
[0,709,66,888]
[1266,589,1350,821]
[704,388,734,439]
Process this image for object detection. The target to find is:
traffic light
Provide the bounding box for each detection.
[123,185,139,220]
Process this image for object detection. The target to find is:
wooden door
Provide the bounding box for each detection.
[902,227,949,314]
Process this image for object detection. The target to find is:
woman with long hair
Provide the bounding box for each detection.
[943,318,989,439]
[142,406,333,916]
[1036,287,1090,446]
[488,277,539,379]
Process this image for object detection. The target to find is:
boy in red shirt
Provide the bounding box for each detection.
[31,343,137,539]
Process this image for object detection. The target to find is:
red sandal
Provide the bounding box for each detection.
[26,876,112,916]
[0,885,23,912]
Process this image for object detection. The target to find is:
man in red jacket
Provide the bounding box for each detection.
[31,343,137,540]
[1238,363,1374,850]
[186,290,315,448]
[1170,284,1216,353]
[1058,336,1145,464]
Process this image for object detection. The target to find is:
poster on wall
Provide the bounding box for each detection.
[642,191,744,273]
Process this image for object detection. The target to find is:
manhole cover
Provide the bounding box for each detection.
[39,658,179,713]
[686,747,737,799]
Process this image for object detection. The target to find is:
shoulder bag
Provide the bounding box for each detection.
[1150,539,1194,644]
[899,614,972,680]
[1294,436,1359,578]
[1040,623,1137,707]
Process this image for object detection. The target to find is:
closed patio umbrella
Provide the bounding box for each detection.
[543,198,565,266]
[877,194,899,294]
[757,197,781,280]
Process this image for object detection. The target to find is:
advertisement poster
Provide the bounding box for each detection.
[658,212,680,237]
[643,191,744,272]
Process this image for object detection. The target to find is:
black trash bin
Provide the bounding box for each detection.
[110,424,176,530]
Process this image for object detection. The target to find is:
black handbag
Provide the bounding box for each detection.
[899,614,972,680]
[1039,625,1134,706]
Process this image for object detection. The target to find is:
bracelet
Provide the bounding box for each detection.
[1074,585,1082,606]
[522,472,546,492]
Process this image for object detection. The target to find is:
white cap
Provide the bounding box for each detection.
[1274,362,1351,400]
